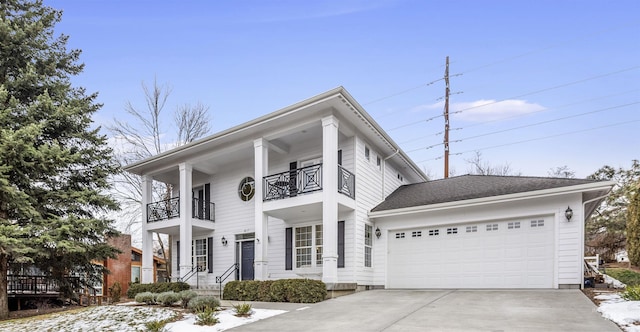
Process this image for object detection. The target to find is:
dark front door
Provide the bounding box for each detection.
[240,241,255,280]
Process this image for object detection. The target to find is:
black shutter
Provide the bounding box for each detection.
[204,183,211,220]
[338,150,342,166]
[176,240,180,269]
[207,237,213,273]
[285,227,293,270]
[289,162,297,197]
[338,221,345,268]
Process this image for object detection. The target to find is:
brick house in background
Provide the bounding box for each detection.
[99,234,167,298]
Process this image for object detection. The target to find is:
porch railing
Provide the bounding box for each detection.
[7,275,81,295]
[263,163,356,201]
[147,197,180,222]
[192,198,215,222]
[147,197,215,223]
[338,165,356,199]
[264,164,323,201]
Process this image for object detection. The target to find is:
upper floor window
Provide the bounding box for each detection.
[238,177,255,201]
[365,146,370,161]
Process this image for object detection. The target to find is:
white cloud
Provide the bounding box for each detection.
[451,99,546,122]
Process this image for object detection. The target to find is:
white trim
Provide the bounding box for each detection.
[369,182,615,219]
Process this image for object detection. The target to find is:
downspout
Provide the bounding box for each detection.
[580,193,611,290]
[381,149,400,201]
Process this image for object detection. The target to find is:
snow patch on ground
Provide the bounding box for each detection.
[604,274,627,289]
[0,305,177,331]
[165,308,286,331]
[0,305,286,332]
[596,292,640,332]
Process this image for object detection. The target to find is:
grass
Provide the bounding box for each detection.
[606,268,640,286]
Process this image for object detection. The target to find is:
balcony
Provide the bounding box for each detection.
[263,164,355,201]
[147,197,215,223]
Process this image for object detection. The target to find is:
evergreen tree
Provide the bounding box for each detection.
[627,181,640,266]
[0,0,120,318]
[586,160,640,261]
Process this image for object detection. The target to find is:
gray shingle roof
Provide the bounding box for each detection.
[371,175,602,212]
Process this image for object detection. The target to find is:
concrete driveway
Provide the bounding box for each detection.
[228,289,620,331]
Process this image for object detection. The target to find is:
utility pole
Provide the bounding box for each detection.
[443,56,450,178]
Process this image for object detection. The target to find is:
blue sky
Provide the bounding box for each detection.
[52,0,639,179]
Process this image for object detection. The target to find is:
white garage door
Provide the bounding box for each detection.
[387,217,554,289]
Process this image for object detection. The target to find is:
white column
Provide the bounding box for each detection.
[141,175,154,283]
[178,163,194,281]
[254,138,269,280]
[321,116,339,283]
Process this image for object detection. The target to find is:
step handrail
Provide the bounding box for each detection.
[215,263,238,298]
[178,266,204,288]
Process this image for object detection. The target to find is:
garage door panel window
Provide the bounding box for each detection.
[411,231,422,238]
[466,225,478,233]
[531,220,544,227]
[428,229,439,236]
[508,222,521,229]
[395,232,405,239]
[446,227,458,235]
[486,224,498,231]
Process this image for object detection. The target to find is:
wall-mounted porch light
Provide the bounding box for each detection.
[565,206,573,222]
[375,227,382,239]
[221,236,228,246]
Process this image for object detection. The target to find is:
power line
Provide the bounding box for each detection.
[412,119,640,163]
[451,65,639,116]
[402,101,638,154]
[398,89,640,146]
[456,101,639,142]
[361,21,639,107]
[386,65,639,131]
[458,89,640,131]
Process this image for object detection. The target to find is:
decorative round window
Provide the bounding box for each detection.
[238,176,255,201]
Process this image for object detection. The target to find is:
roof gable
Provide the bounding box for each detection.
[372,174,605,212]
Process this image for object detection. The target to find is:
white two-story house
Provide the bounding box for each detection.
[125,87,613,292]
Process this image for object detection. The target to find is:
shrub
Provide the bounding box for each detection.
[188,296,220,313]
[145,319,169,332]
[232,303,253,317]
[156,291,180,306]
[127,282,191,299]
[195,307,219,326]
[622,285,640,301]
[178,290,198,309]
[108,281,122,303]
[224,279,326,303]
[135,292,156,305]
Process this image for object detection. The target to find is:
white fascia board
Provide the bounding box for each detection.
[124,88,345,174]
[368,181,615,219]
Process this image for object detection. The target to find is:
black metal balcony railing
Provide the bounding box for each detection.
[264,164,323,201]
[147,197,180,222]
[338,165,355,199]
[263,163,356,201]
[192,197,215,221]
[147,197,215,223]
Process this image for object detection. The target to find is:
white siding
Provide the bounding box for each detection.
[372,193,585,288]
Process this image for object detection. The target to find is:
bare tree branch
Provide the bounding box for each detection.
[107,78,211,279]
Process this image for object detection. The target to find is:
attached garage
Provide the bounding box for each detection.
[370,175,614,290]
[386,217,554,288]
